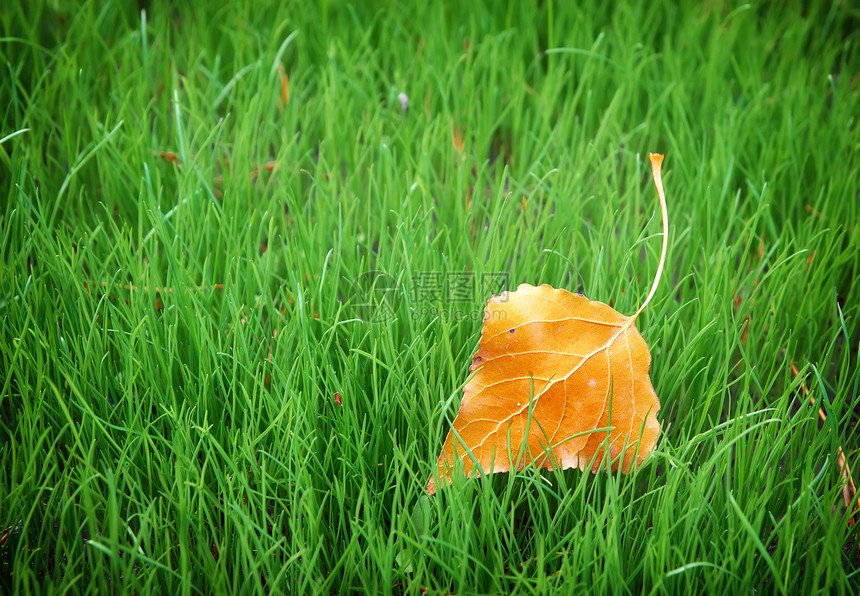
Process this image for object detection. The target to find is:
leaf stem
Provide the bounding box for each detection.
[631,153,668,321]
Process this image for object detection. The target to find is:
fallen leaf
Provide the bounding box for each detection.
[278,63,289,106]
[428,154,668,494]
[158,151,181,165]
[790,362,860,525]
[451,120,465,158]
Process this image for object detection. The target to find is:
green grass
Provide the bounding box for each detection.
[2,0,859,593]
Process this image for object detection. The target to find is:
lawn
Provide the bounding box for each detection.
[2,1,859,593]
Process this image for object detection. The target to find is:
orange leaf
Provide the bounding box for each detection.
[451,120,465,158]
[159,151,181,165]
[428,154,668,494]
[278,64,289,105]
